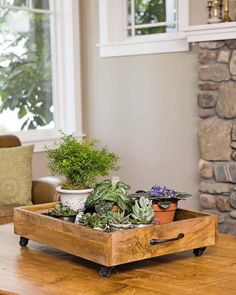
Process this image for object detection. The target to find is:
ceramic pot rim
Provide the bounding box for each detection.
[56,186,93,194]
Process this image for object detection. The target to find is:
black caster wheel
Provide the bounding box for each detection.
[193,247,206,257]
[19,237,29,247]
[99,266,113,278]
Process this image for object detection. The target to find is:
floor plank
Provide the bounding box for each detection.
[0,224,236,295]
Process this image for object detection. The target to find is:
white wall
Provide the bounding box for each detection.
[80,0,200,209]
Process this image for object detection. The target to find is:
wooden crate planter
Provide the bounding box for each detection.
[14,203,217,277]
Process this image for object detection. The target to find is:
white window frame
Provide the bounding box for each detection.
[98,0,189,57]
[0,0,83,152]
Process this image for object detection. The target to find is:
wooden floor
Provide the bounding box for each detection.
[0,224,236,295]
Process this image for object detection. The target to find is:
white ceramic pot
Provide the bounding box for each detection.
[56,186,93,212]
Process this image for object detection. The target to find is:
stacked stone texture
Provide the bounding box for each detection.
[198,40,236,235]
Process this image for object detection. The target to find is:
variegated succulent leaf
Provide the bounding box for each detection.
[130,197,154,224]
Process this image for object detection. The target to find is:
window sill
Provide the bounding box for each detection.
[98,33,189,57]
[2,129,85,152]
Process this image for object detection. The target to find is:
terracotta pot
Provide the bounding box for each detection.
[152,202,177,224]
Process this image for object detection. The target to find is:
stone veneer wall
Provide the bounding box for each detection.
[198,40,236,235]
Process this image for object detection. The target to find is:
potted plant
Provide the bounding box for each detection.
[108,210,132,232]
[77,212,109,231]
[129,186,191,224]
[78,197,154,231]
[85,178,132,214]
[150,185,191,224]
[49,203,77,223]
[46,133,119,212]
[130,197,154,228]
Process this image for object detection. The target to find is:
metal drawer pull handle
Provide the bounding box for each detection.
[150,233,185,245]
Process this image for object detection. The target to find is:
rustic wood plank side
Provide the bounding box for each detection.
[175,208,214,220]
[109,215,217,266]
[14,208,110,266]
[14,202,59,213]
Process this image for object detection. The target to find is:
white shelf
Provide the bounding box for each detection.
[184,22,236,43]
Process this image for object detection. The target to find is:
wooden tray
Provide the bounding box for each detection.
[14,202,217,277]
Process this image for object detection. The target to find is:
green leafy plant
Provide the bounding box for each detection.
[46,133,119,190]
[130,197,154,224]
[85,178,132,213]
[78,212,109,231]
[50,203,76,217]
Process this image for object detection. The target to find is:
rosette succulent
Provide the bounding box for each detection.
[130,197,154,224]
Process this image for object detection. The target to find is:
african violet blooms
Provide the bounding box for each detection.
[150,185,192,200]
[150,185,176,198]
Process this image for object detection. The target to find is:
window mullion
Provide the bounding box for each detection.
[129,21,177,30]
[27,0,32,9]
[131,0,135,37]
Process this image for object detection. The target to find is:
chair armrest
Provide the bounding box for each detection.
[32,176,61,204]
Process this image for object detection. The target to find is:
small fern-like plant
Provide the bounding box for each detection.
[130,197,154,224]
[46,133,119,190]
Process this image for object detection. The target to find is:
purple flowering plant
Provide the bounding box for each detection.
[150,185,191,201]
[149,185,191,209]
[151,185,175,198]
[128,185,191,209]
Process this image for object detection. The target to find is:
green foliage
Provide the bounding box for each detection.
[50,203,76,217]
[0,1,53,130]
[78,213,109,231]
[85,178,132,213]
[109,210,131,225]
[46,133,119,190]
[130,197,154,224]
[135,0,166,35]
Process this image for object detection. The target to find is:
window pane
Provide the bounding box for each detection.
[127,29,132,37]
[127,0,132,26]
[0,8,54,131]
[6,0,26,6]
[135,26,167,35]
[32,0,49,10]
[135,0,166,25]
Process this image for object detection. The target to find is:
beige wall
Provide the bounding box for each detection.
[32,1,201,209]
[80,0,200,209]
[190,0,208,25]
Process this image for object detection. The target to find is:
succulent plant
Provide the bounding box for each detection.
[50,203,77,216]
[130,197,154,224]
[78,212,109,231]
[108,210,131,230]
[109,210,130,224]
